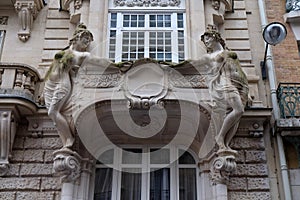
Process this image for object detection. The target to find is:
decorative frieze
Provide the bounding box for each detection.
[113,0,181,7]
[14,0,44,42]
[170,74,207,88]
[81,74,121,88]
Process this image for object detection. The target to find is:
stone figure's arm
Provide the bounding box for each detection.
[189,54,211,69]
[86,54,114,68]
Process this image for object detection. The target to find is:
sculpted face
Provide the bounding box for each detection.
[78,34,92,50]
[203,34,217,49]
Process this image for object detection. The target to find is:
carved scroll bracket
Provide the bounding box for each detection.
[210,150,237,185]
[61,0,83,23]
[14,0,44,42]
[0,110,18,176]
[53,148,82,183]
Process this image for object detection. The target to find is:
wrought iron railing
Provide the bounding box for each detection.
[277,83,300,118]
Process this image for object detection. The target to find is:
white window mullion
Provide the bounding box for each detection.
[183,13,188,60]
[115,13,123,62]
[144,15,150,58]
[171,13,179,63]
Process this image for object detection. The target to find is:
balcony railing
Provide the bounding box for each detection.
[0,63,42,104]
[277,83,300,118]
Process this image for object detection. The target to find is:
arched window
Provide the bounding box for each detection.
[107,0,186,63]
[93,146,199,200]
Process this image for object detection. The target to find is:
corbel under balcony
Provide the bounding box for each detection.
[0,107,19,176]
[60,0,83,23]
[211,0,234,25]
[14,0,44,42]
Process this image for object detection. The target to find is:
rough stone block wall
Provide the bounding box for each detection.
[265,0,300,83]
[0,125,62,200]
[228,136,271,200]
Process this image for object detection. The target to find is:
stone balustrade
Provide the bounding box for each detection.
[0,63,42,104]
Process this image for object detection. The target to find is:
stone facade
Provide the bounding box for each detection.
[0,0,299,200]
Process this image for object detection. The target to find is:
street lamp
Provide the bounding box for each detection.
[261,22,287,79]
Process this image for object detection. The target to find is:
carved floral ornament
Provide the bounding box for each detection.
[113,0,181,7]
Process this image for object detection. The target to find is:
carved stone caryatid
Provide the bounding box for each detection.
[0,110,17,176]
[53,148,82,182]
[43,23,95,149]
[43,23,112,149]
[286,0,300,12]
[193,25,249,153]
[114,0,181,7]
[14,0,44,42]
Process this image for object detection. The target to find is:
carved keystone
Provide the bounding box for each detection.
[53,148,82,183]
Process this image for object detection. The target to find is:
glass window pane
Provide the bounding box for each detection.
[178,21,183,28]
[111,21,116,28]
[150,53,156,58]
[157,53,164,60]
[150,15,156,20]
[179,169,197,200]
[123,32,129,38]
[110,30,116,37]
[150,21,156,27]
[165,32,171,38]
[123,21,130,27]
[150,168,170,200]
[121,169,142,200]
[124,15,130,20]
[165,15,171,21]
[157,32,163,38]
[165,53,172,61]
[122,149,142,164]
[157,21,163,27]
[165,21,171,27]
[94,168,113,200]
[131,32,137,38]
[165,39,171,45]
[179,150,196,164]
[131,21,137,27]
[131,15,137,20]
[150,149,170,164]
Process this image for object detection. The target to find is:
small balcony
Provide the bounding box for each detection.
[276,83,300,135]
[0,63,43,114]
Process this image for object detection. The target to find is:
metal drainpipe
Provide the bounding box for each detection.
[257,0,292,199]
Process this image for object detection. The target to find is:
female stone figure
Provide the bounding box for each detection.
[43,23,94,148]
[193,28,249,152]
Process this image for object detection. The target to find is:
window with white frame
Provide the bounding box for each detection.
[108,11,186,63]
[94,147,198,200]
